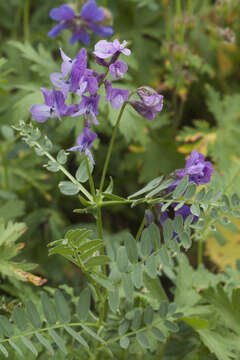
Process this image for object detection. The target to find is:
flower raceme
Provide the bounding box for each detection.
[30,39,164,162]
[48,1,113,45]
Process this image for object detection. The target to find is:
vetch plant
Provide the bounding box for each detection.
[5,36,240,359]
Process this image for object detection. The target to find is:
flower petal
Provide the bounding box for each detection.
[87,23,113,37]
[70,28,91,45]
[50,5,75,21]
[30,104,51,123]
[60,48,73,77]
[80,0,104,22]
[48,23,70,38]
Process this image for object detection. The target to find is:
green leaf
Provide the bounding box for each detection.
[190,203,200,217]
[124,233,138,264]
[163,219,173,242]
[9,340,23,357]
[76,160,94,183]
[198,329,236,360]
[85,255,110,267]
[13,307,27,332]
[91,274,114,291]
[117,247,129,273]
[49,329,67,354]
[140,228,153,257]
[132,309,142,330]
[108,288,120,312]
[118,320,129,335]
[151,327,166,342]
[159,245,170,267]
[195,188,206,202]
[146,178,176,198]
[120,336,129,349]
[179,232,192,249]
[182,316,209,330]
[159,302,168,318]
[168,303,177,315]
[0,344,8,358]
[122,273,134,303]
[131,263,143,289]
[172,176,189,199]
[57,150,68,164]
[184,183,197,200]
[64,326,89,349]
[26,301,42,329]
[81,325,106,344]
[128,176,164,198]
[164,320,179,333]
[35,333,54,355]
[148,223,161,249]
[77,288,91,321]
[144,306,153,325]
[145,255,157,279]
[21,337,38,356]
[173,215,183,234]
[59,181,79,196]
[136,332,149,349]
[41,292,57,325]
[54,290,71,323]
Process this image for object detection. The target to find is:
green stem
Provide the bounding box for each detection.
[33,141,93,201]
[23,0,30,42]
[85,155,96,200]
[98,102,127,195]
[136,215,146,242]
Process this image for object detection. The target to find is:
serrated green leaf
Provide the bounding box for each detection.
[77,288,91,321]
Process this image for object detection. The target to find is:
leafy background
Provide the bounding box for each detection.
[0,0,240,358]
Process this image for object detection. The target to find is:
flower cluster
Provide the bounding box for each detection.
[147,150,214,241]
[48,1,114,45]
[30,39,164,163]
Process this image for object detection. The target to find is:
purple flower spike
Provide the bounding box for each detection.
[176,150,214,185]
[30,88,77,123]
[105,80,129,108]
[72,94,100,124]
[48,1,113,45]
[109,60,128,80]
[93,39,131,59]
[67,124,97,164]
[129,87,163,120]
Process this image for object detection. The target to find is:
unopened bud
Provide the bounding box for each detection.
[100,7,113,26]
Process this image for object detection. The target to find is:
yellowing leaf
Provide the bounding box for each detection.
[14,269,47,286]
[205,218,240,270]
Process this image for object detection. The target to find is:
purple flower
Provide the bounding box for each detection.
[77,70,99,96]
[93,39,131,59]
[105,80,129,108]
[67,123,97,163]
[48,1,113,45]
[176,150,214,185]
[30,88,77,123]
[109,60,128,80]
[72,95,100,124]
[129,87,164,120]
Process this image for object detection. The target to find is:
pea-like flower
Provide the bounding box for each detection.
[93,39,131,59]
[109,60,128,80]
[176,150,214,185]
[30,88,77,123]
[67,123,97,163]
[129,87,164,120]
[48,1,113,45]
[72,95,100,124]
[105,80,129,108]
